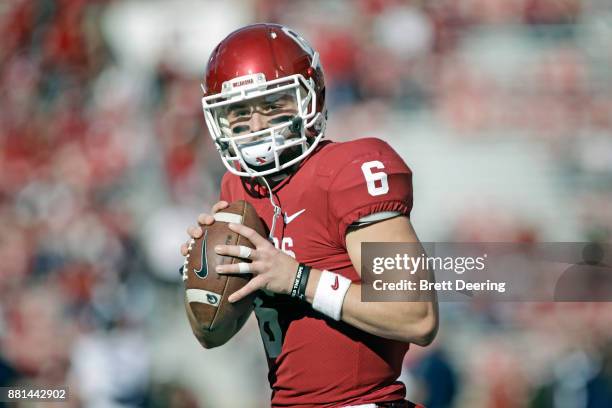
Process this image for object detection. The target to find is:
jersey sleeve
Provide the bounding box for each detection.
[327,139,413,246]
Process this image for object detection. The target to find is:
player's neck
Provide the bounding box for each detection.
[258,165,294,190]
[268,169,291,186]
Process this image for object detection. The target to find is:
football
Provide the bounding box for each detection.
[183,200,266,330]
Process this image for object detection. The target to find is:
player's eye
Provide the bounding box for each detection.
[264,101,290,113]
[227,106,252,119]
[260,104,274,113]
[234,108,251,118]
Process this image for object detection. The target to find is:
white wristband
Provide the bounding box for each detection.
[312,270,351,321]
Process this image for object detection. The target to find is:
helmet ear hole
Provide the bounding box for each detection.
[289,117,303,135]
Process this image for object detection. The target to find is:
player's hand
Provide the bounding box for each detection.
[180,200,229,256]
[214,223,299,303]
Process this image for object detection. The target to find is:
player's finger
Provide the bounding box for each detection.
[197,213,215,226]
[228,223,268,247]
[212,200,230,213]
[215,245,257,260]
[187,226,203,239]
[180,243,189,256]
[228,276,265,303]
[216,261,255,275]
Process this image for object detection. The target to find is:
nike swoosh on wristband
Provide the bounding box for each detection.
[284,208,306,224]
[331,275,339,290]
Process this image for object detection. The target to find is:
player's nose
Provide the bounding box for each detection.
[249,112,268,133]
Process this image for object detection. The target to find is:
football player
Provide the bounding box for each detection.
[181,24,438,408]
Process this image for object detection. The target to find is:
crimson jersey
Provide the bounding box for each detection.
[220,138,414,408]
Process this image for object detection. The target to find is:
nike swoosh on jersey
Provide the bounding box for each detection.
[194,230,208,279]
[283,209,306,224]
[331,275,339,290]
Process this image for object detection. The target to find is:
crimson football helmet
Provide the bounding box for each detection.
[201,24,326,177]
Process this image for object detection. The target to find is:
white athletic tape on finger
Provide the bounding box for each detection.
[214,212,243,224]
[186,289,222,307]
[238,262,250,274]
[239,246,252,259]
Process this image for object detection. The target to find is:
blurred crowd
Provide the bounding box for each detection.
[0,0,611,407]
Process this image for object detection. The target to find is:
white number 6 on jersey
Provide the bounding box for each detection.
[361,161,389,196]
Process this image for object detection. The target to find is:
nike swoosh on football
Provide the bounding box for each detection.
[331,275,339,290]
[284,209,306,224]
[194,230,208,279]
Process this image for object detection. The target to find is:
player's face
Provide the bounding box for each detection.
[223,91,298,138]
